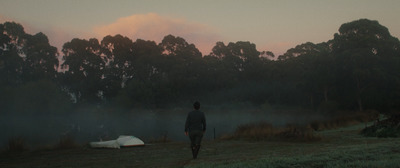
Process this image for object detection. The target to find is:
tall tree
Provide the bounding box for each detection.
[290,42,333,108]
[101,34,134,99]
[0,22,25,86]
[159,34,201,59]
[131,39,162,81]
[158,35,203,99]
[332,19,400,111]
[23,32,59,82]
[61,38,105,104]
[209,41,261,83]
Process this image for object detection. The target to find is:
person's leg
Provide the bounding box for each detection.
[193,131,204,159]
[189,132,196,158]
[193,145,200,159]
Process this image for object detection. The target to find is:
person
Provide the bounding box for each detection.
[185,101,206,159]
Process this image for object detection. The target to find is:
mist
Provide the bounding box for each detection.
[0,104,326,149]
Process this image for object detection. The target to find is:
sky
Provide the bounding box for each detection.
[0,0,399,56]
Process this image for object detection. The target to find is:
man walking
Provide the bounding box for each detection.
[185,101,206,159]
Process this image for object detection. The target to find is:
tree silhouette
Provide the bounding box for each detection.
[1,19,400,113]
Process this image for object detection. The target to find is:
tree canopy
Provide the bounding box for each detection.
[1,19,399,114]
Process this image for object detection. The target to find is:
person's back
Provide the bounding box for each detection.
[184,101,206,159]
[185,110,206,132]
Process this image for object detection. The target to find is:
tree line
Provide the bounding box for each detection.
[1,19,400,115]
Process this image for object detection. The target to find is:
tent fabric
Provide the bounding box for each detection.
[90,135,145,149]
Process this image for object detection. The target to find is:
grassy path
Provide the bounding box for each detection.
[1,124,399,168]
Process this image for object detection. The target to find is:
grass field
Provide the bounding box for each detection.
[1,123,399,168]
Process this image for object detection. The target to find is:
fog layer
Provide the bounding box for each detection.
[0,105,325,149]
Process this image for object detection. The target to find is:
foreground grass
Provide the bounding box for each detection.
[1,123,399,168]
[186,141,400,168]
[185,124,400,168]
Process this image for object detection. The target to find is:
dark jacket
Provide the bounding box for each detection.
[185,110,206,132]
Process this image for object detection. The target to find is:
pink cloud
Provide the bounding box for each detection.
[93,13,220,55]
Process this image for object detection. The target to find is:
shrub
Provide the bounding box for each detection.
[361,113,400,138]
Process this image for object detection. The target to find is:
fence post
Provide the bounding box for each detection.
[213,128,216,140]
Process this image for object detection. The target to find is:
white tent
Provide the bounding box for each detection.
[90,135,145,149]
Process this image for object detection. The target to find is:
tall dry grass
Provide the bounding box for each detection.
[222,110,380,142]
[221,122,321,142]
[309,110,379,131]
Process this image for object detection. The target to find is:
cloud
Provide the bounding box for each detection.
[93,13,221,55]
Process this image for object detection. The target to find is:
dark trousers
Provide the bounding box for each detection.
[189,130,203,159]
[189,130,204,146]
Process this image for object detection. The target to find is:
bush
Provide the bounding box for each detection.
[361,114,400,138]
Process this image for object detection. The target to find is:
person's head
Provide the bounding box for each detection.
[193,101,200,110]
